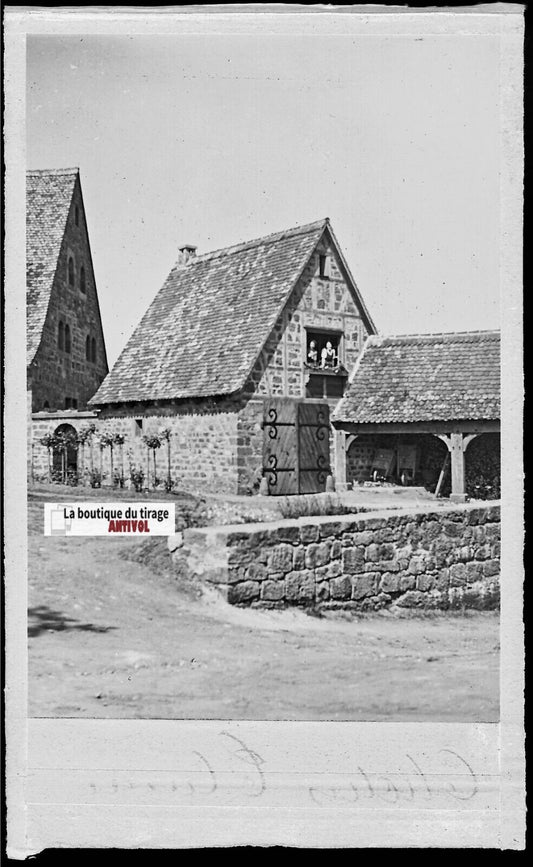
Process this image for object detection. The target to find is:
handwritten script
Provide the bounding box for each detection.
[77,732,481,807]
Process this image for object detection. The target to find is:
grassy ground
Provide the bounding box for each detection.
[27,491,500,721]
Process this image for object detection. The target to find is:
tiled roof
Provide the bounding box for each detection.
[92,218,371,405]
[27,168,78,364]
[333,330,501,424]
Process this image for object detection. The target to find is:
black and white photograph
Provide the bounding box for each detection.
[5,4,524,852]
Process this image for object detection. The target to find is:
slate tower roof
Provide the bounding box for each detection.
[26,168,80,364]
[90,218,375,405]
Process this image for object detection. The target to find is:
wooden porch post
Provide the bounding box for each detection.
[449,433,467,502]
[333,427,348,491]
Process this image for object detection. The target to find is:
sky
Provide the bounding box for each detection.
[27,29,502,367]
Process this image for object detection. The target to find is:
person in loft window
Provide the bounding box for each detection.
[321,340,337,368]
[307,339,318,366]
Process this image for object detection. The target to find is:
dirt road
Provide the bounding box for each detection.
[28,498,499,721]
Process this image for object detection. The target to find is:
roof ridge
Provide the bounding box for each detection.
[368,329,500,342]
[27,167,79,176]
[188,218,329,265]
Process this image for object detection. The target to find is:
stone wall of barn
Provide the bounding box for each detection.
[28,176,108,413]
[89,401,240,493]
[30,400,240,493]
[171,502,500,611]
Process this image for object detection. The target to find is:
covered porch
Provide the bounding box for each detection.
[332,421,500,501]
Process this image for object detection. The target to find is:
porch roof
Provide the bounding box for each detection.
[333,330,501,425]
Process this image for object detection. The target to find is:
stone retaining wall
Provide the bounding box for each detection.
[170,502,500,611]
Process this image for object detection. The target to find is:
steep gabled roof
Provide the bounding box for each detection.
[90,218,374,405]
[27,168,79,364]
[333,330,501,424]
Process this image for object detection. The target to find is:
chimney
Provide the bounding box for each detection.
[177,243,197,266]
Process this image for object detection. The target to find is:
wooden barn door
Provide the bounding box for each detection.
[298,402,331,494]
[262,398,330,495]
[262,398,299,495]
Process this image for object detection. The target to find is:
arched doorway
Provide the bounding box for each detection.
[465,433,500,500]
[52,423,78,484]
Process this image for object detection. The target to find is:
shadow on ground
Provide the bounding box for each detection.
[28,605,117,637]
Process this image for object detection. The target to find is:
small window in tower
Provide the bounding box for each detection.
[80,266,86,294]
[319,254,329,278]
[85,335,91,361]
[58,321,64,351]
[68,256,75,287]
[65,324,71,354]
[75,206,79,226]
[91,337,96,364]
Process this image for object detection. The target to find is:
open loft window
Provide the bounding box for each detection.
[305,330,342,370]
[64,324,71,354]
[80,265,86,294]
[64,396,78,410]
[318,253,329,279]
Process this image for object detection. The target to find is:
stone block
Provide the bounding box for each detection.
[408,556,425,575]
[261,580,285,602]
[330,575,352,600]
[483,559,500,578]
[227,581,261,604]
[351,572,379,600]
[351,531,373,546]
[277,525,300,544]
[395,590,426,608]
[423,521,442,541]
[247,562,268,582]
[491,542,500,559]
[454,546,472,562]
[484,523,500,540]
[416,574,435,592]
[293,546,306,570]
[227,547,257,567]
[462,561,481,581]
[300,524,319,544]
[365,543,379,562]
[327,561,342,579]
[342,546,365,573]
[474,543,491,561]
[268,544,293,574]
[449,562,466,586]
[305,541,331,569]
[316,581,330,602]
[379,572,399,593]
[399,574,416,591]
[443,521,463,538]
[285,570,315,602]
[330,540,342,559]
[318,521,346,539]
[364,559,400,573]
